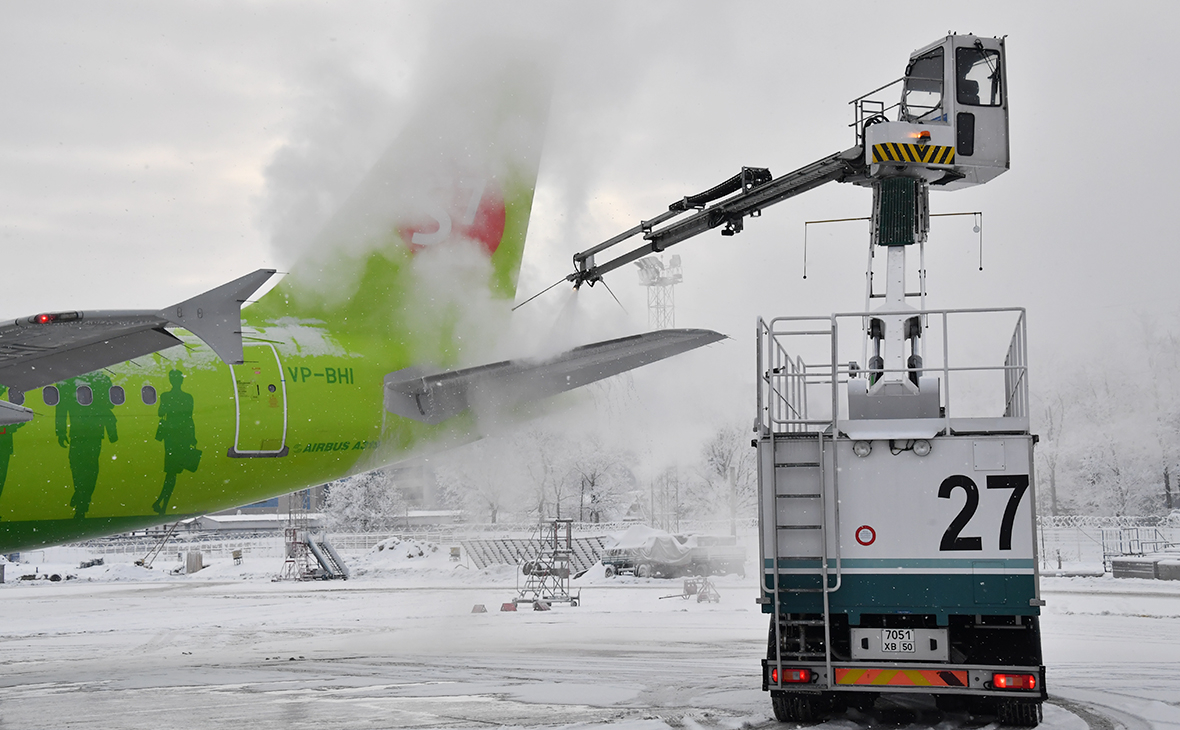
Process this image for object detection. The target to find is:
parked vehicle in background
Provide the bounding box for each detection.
[601,525,746,578]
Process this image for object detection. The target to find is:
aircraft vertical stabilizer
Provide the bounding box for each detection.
[247,50,551,371]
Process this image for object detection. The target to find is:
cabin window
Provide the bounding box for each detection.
[902,47,944,122]
[7,390,23,406]
[142,384,157,406]
[43,385,60,406]
[76,385,93,406]
[956,46,1002,106]
[110,385,126,406]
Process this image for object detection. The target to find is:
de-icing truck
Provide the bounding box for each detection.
[564,34,1044,727]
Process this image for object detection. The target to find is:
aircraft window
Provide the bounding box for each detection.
[110,385,126,406]
[77,385,93,406]
[268,384,276,393]
[902,47,944,122]
[43,385,60,407]
[8,390,24,406]
[956,46,1002,106]
[142,384,157,406]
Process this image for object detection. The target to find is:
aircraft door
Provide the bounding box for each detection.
[229,344,288,457]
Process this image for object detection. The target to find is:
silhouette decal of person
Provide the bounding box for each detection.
[55,373,118,519]
[0,385,25,505]
[152,370,200,515]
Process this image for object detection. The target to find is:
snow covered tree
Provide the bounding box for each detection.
[323,470,408,532]
[434,438,528,523]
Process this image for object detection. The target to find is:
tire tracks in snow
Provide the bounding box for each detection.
[1048,694,1153,730]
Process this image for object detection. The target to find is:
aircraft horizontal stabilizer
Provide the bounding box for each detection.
[0,269,275,393]
[384,328,726,425]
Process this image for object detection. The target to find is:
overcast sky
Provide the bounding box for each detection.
[2,2,1178,442]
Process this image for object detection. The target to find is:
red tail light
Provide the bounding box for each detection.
[771,667,811,684]
[993,673,1037,690]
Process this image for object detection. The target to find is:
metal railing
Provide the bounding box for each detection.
[756,316,834,433]
[848,77,951,144]
[758,308,1029,436]
[1101,527,1179,571]
[849,77,903,146]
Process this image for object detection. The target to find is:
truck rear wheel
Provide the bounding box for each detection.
[636,563,653,578]
[603,564,616,578]
[771,692,824,723]
[996,700,1040,727]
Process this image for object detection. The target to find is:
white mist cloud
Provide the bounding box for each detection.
[264,34,551,329]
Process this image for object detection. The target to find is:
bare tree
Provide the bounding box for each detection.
[649,465,688,532]
[567,436,631,523]
[1140,318,1180,514]
[1034,394,1067,516]
[693,423,757,533]
[516,427,580,520]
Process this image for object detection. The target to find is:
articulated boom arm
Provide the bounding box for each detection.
[568,147,864,288]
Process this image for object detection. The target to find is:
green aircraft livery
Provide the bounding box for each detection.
[0,56,727,554]
[0,60,546,553]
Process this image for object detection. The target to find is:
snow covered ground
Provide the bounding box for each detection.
[1,545,1178,730]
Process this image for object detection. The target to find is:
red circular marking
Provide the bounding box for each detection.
[855,525,876,546]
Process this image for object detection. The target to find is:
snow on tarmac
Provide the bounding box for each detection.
[1,546,1179,730]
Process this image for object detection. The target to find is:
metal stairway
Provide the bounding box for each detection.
[756,314,844,691]
[307,534,349,579]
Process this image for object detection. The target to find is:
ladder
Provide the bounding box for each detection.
[764,430,842,688]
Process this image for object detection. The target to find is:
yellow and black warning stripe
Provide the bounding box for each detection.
[872,143,955,165]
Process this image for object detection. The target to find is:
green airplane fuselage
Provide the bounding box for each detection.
[0,176,535,553]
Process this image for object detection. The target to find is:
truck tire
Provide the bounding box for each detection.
[997,700,1040,727]
[636,563,653,578]
[771,692,822,723]
[603,564,616,578]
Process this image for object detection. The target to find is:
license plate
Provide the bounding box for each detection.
[881,629,915,653]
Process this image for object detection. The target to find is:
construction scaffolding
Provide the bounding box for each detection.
[276,490,316,581]
[515,519,580,607]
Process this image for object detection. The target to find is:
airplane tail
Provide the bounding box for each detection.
[248,48,550,368]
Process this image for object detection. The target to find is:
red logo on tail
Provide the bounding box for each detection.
[399,177,505,256]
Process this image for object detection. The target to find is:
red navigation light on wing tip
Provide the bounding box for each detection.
[29,312,80,325]
[771,667,811,684]
[992,673,1037,690]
